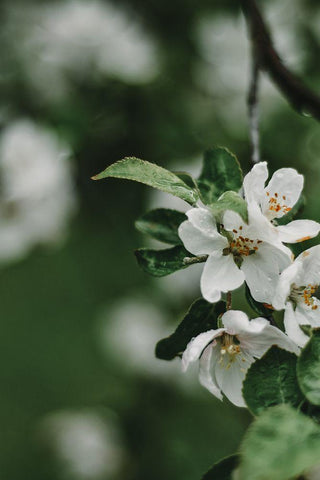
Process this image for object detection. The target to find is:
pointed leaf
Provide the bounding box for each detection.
[92,157,198,204]
[202,455,239,480]
[210,191,248,222]
[297,329,320,405]
[156,299,226,360]
[238,405,320,480]
[135,209,186,245]
[135,245,193,277]
[243,346,303,415]
[197,148,243,204]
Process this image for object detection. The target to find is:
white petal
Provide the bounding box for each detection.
[243,161,268,205]
[223,210,247,233]
[241,242,291,304]
[262,168,303,219]
[277,220,320,244]
[198,344,223,400]
[238,316,300,356]
[221,310,251,335]
[186,207,219,236]
[295,245,320,285]
[200,252,245,303]
[214,354,252,407]
[284,302,309,348]
[178,220,227,256]
[181,329,224,372]
[273,260,303,310]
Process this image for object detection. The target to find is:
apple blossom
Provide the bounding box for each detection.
[243,162,320,244]
[182,310,299,407]
[273,245,320,347]
[178,206,292,304]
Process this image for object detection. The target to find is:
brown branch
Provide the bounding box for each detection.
[240,0,320,121]
[248,56,261,163]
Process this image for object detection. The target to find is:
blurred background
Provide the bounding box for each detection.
[1,0,320,478]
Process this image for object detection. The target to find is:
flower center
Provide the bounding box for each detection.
[218,334,246,370]
[229,227,262,257]
[266,191,291,217]
[290,283,319,310]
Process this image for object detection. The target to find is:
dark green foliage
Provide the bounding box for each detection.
[202,455,239,480]
[243,347,303,415]
[135,208,186,245]
[197,148,243,204]
[156,299,226,360]
[135,245,193,276]
[297,329,320,405]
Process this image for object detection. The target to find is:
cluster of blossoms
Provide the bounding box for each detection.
[179,162,320,406]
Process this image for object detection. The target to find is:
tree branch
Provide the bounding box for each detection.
[240,0,320,121]
[248,56,260,163]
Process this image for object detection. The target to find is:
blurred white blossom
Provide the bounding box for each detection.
[39,409,126,480]
[0,119,77,262]
[97,296,183,379]
[6,0,160,101]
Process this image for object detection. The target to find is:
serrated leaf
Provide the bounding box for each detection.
[135,209,186,245]
[297,329,320,405]
[275,194,306,226]
[135,245,193,277]
[243,347,303,415]
[173,171,199,192]
[202,455,239,480]
[245,284,274,317]
[156,299,226,360]
[210,191,248,222]
[197,147,243,204]
[92,157,198,204]
[238,405,320,480]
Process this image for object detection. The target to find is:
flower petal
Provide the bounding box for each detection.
[186,207,219,236]
[243,161,268,205]
[221,310,251,335]
[277,220,320,244]
[238,316,300,356]
[241,242,291,303]
[283,302,309,348]
[262,168,303,219]
[178,220,227,256]
[181,329,224,372]
[273,260,303,310]
[214,353,252,407]
[295,302,320,328]
[295,245,320,285]
[198,344,223,400]
[200,252,245,303]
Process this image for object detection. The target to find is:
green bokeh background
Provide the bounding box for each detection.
[1,0,320,478]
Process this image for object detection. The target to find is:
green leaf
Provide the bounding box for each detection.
[135,245,194,277]
[197,147,243,204]
[135,209,186,245]
[243,347,303,415]
[173,171,199,191]
[156,299,226,360]
[92,157,198,204]
[202,455,239,480]
[239,405,320,480]
[297,329,320,405]
[275,194,306,226]
[210,191,248,222]
[245,284,275,317]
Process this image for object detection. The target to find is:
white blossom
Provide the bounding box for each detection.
[273,245,320,347]
[182,310,299,407]
[178,206,291,304]
[243,162,320,244]
[0,119,77,262]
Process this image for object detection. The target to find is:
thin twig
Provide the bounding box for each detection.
[248,56,261,164]
[240,0,320,121]
[183,255,208,266]
[226,291,232,310]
